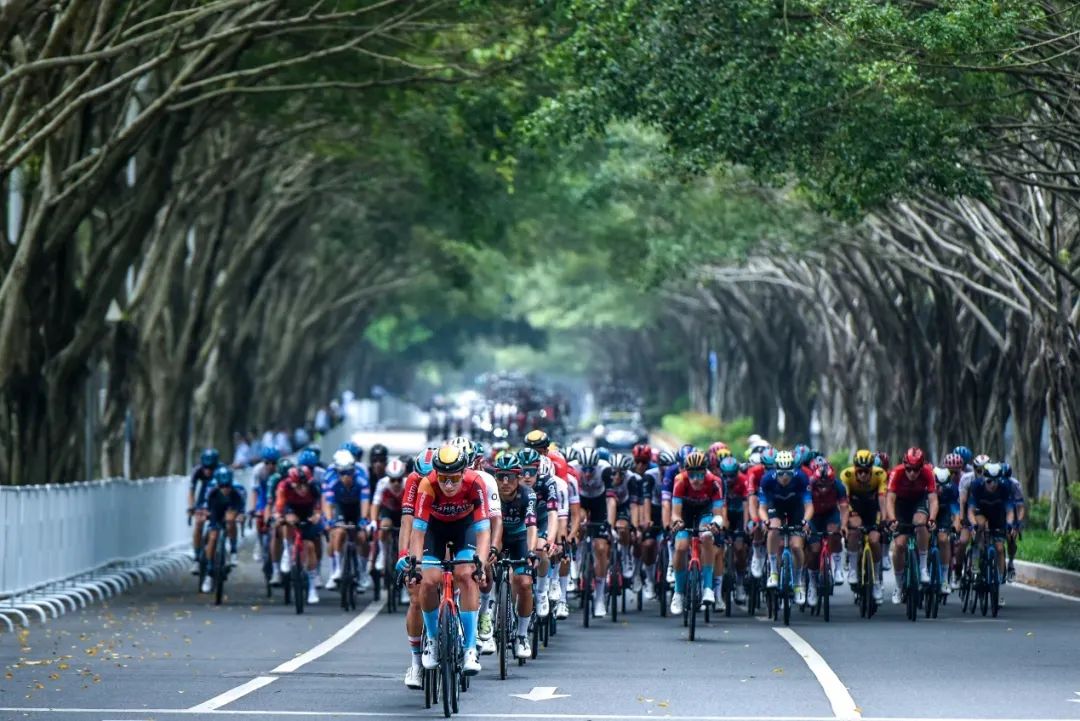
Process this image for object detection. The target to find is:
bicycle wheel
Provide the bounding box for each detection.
[657,546,669,617]
[821,567,831,623]
[530,613,539,659]
[687,566,699,641]
[339,548,353,612]
[905,547,918,622]
[439,609,456,718]
[609,568,619,623]
[540,608,549,648]
[990,565,1000,618]
[746,575,757,617]
[723,571,734,618]
[424,657,434,709]
[496,572,510,680]
[214,534,227,606]
[781,553,792,626]
[293,562,306,615]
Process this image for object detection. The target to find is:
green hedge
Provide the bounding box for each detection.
[660,413,753,456]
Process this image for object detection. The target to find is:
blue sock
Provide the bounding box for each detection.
[460,610,478,650]
[423,609,439,640]
[230,537,238,553]
[675,569,687,594]
[702,566,714,590]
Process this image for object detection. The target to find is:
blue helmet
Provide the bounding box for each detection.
[792,444,811,467]
[952,446,973,466]
[306,444,321,461]
[213,466,234,487]
[415,447,437,476]
[760,447,778,469]
[260,447,280,463]
[298,449,318,467]
[677,444,695,465]
[1000,461,1012,478]
[595,446,611,462]
[200,448,220,468]
[341,436,362,459]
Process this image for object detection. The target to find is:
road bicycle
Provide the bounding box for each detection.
[383,527,401,614]
[973,525,1002,617]
[766,525,801,627]
[679,525,713,641]
[894,522,927,622]
[207,518,232,606]
[655,532,671,617]
[577,522,608,627]
[851,526,878,619]
[807,530,838,622]
[607,534,626,622]
[720,533,737,618]
[959,528,978,613]
[280,519,310,615]
[923,530,945,619]
[336,522,360,612]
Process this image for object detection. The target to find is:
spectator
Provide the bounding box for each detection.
[315,406,330,436]
[293,425,310,449]
[231,432,252,468]
[274,427,292,455]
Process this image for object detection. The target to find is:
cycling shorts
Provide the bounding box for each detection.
[894,496,930,527]
[675,508,714,540]
[614,501,631,523]
[284,520,322,544]
[580,494,607,523]
[422,517,478,565]
[503,534,533,575]
[808,508,841,538]
[848,497,880,526]
[767,499,803,526]
[379,507,402,527]
[975,510,1008,536]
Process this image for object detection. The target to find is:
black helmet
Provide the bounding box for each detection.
[370,443,389,461]
[432,445,468,474]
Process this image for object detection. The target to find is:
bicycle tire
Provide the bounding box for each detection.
[340,547,353,612]
[822,567,830,623]
[925,550,938,619]
[530,613,539,659]
[424,663,433,708]
[657,545,669,617]
[497,570,510,680]
[214,534,227,606]
[540,609,549,648]
[724,571,734,618]
[293,562,306,615]
[439,609,455,718]
[688,566,699,641]
[781,552,793,626]
[905,545,918,622]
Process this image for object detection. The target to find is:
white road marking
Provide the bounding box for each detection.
[511,686,571,701]
[773,627,860,721]
[6,710,1080,721]
[186,597,385,712]
[1012,581,1080,603]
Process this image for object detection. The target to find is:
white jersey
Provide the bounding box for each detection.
[554,476,570,518]
[476,469,501,518]
[372,476,403,508]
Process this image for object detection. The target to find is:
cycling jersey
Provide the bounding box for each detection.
[401,471,422,516]
[839,466,887,499]
[744,464,765,496]
[722,472,752,516]
[528,474,559,534]
[373,477,404,514]
[553,476,570,519]
[500,487,537,537]
[250,461,276,510]
[577,460,612,499]
[935,472,961,526]
[190,465,219,507]
[412,474,490,532]
[475,468,501,519]
[605,469,644,506]
[324,476,370,523]
[968,479,1014,520]
[206,486,244,524]
[275,480,322,518]
[671,472,724,529]
[809,477,847,517]
[887,465,936,498]
[757,470,812,507]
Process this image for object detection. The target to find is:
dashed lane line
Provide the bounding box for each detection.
[186,597,385,712]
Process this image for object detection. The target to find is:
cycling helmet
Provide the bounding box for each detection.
[524,429,550,449]
[632,443,653,463]
[579,447,599,469]
[708,441,728,457]
[472,441,486,462]
[952,446,974,466]
[677,444,695,465]
[874,451,889,469]
[933,467,951,484]
[774,450,795,472]
[684,451,708,471]
[657,449,677,467]
[793,443,811,466]
[611,453,632,471]
[260,447,280,463]
[566,446,583,463]
[332,449,355,472]
[385,458,407,479]
[369,443,389,461]
[200,448,220,468]
[297,449,318,467]
[983,462,1003,480]
[595,446,612,462]
[973,454,990,470]
[718,456,739,478]
[853,449,875,468]
[903,447,926,468]
[517,448,542,467]
[213,466,234,487]
[306,444,321,460]
[415,447,437,475]
[433,445,468,474]
[340,441,362,459]
[493,451,523,474]
[943,453,964,471]
[748,451,762,465]
[277,459,295,476]
[760,447,778,469]
[1001,461,1012,478]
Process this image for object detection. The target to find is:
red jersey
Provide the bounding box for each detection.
[744,464,765,496]
[414,471,489,525]
[547,449,571,480]
[725,472,753,501]
[275,478,321,517]
[887,464,936,499]
[401,471,423,516]
[672,471,724,510]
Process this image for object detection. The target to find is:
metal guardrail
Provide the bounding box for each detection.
[0,476,191,631]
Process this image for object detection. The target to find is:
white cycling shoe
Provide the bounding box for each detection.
[422,638,439,670]
[537,595,550,618]
[750,554,765,579]
[873,585,884,604]
[593,602,607,618]
[200,576,213,593]
[463,648,481,675]
[644,580,656,601]
[548,583,562,602]
[307,587,320,605]
[514,636,531,659]
[891,588,902,605]
[807,584,819,607]
[701,587,716,606]
[670,593,685,615]
[480,636,496,656]
[794,585,806,605]
[555,601,569,619]
[404,666,423,689]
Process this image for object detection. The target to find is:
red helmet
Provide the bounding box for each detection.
[632,443,653,463]
[874,451,889,469]
[942,453,964,471]
[903,447,925,468]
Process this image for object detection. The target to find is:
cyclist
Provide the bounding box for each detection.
[188,448,222,574]
[669,451,725,614]
[324,450,372,591]
[967,462,1014,599]
[758,450,812,605]
[554,451,581,620]
[248,447,279,563]
[933,455,963,594]
[519,450,561,619]
[606,453,643,588]
[632,444,660,598]
[839,450,886,603]
[371,457,407,579]
[200,467,245,592]
[398,448,434,689]
[885,447,939,604]
[410,445,490,676]
[274,466,324,606]
[747,447,773,580]
[575,447,614,618]
[368,443,389,485]
[458,438,502,656]
[1003,461,1024,582]
[717,455,751,603]
[805,459,848,607]
[494,452,540,659]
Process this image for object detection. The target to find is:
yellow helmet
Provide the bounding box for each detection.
[853,449,875,469]
[433,445,468,474]
[684,451,708,471]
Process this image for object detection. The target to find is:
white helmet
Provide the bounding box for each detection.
[332,449,355,472]
[385,458,406,479]
[933,467,950,484]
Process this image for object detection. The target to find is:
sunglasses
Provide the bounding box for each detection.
[437,474,463,485]
[689,471,706,481]
[521,467,539,477]
[778,471,793,479]
[904,466,921,473]
[496,472,519,483]
[580,466,595,474]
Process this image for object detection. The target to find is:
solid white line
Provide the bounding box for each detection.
[185,597,385,711]
[773,627,860,721]
[187,677,278,712]
[1011,581,1080,603]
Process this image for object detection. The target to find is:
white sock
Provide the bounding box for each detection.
[480,591,491,611]
[559,575,569,598]
[516,615,530,637]
[831,553,843,572]
[595,578,606,599]
[918,552,928,571]
[536,575,548,595]
[848,550,858,570]
[332,552,341,571]
[644,563,656,581]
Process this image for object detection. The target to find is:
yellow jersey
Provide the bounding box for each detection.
[840,466,887,500]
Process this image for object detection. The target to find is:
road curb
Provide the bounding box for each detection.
[1014,559,1080,597]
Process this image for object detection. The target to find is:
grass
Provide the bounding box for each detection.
[659,412,753,456]
[1016,527,1058,566]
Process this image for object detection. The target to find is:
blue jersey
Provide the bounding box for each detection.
[190,465,221,507]
[324,473,371,523]
[501,486,537,538]
[968,479,1014,518]
[757,470,812,507]
[935,475,961,516]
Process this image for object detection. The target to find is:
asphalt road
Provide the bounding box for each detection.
[3,430,1080,721]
